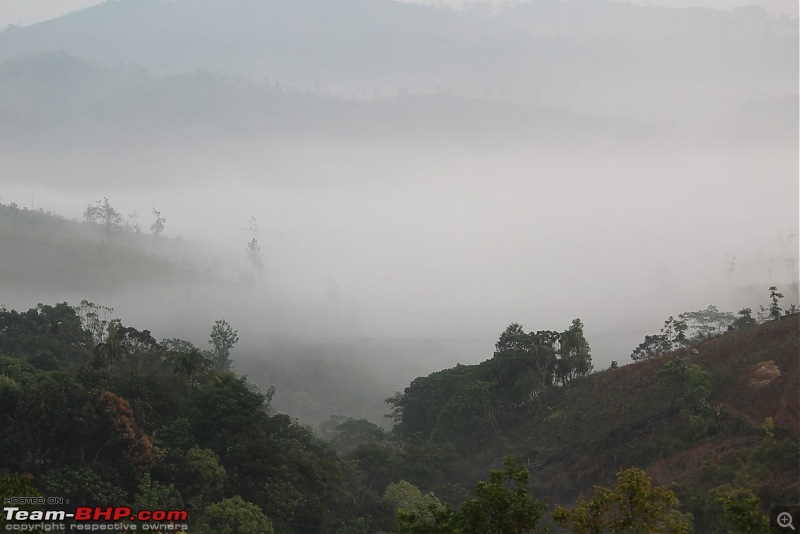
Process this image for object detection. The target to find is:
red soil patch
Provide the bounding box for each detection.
[710,318,799,434]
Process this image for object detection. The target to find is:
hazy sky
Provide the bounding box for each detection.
[1,0,797,27]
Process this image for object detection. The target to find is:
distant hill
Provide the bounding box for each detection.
[0,201,221,294]
[0,51,661,165]
[0,0,794,127]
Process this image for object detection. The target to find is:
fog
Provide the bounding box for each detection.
[0,0,797,422]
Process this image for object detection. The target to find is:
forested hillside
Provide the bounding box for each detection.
[0,295,796,532]
[359,310,799,532]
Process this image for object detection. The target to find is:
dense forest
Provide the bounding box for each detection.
[0,283,796,531]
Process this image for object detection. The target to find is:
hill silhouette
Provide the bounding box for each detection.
[0,0,794,131]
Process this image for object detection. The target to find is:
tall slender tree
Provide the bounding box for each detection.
[208,320,239,372]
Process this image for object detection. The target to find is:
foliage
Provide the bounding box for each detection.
[707,484,769,534]
[91,320,163,373]
[553,467,692,533]
[630,333,669,361]
[320,416,387,453]
[387,320,593,451]
[0,472,42,528]
[398,456,545,534]
[208,319,239,372]
[631,315,692,361]
[132,473,183,511]
[769,286,784,321]
[0,299,796,533]
[679,305,735,339]
[165,347,211,397]
[92,320,129,370]
[557,319,594,385]
[150,208,166,236]
[38,467,127,506]
[194,495,274,534]
[83,197,124,240]
[173,447,227,514]
[384,480,441,515]
[727,308,757,331]
[0,300,397,533]
[398,503,459,534]
[458,456,546,533]
[0,302,92,369]
[632,306,739,360]
[657,356,711,416]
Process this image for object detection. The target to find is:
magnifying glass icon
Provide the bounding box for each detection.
[778,511,796,531]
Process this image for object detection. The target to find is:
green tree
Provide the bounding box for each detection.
[398,503,458,534]
[174,447,226,515]
[208,319,239,372]
[13,374,96,471]
[553,467,691,533]
[114,324,162,371]
[557,318,593,384]
[458,455,545,534]
[398,456,545,534]
[132,473,183,511]
[728,308,757,331]
[39,467,127,507]
[0,303,93,369]
[83,197,124,240]
[319,416,387,453]
[189,373,268,454]
[92,320,129,370]
[632,316,690,362]
[707,484,769,534]
[674,316,688,345]
[769,286,784,321]
[658,356,711,413]
[348,442,400,494]
[630,334,668,361]
[0,473,42,529]
[384,480,441,515]
[194,496,274,534]
[679,305,735,338]
[166,347,211,398]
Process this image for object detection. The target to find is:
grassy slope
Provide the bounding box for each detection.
[0,203,220,293]
[502,317,799,512]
